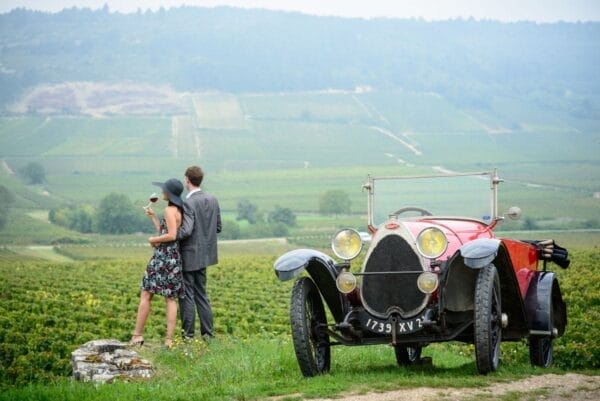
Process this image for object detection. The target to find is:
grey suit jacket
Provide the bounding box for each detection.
[177,190,222,271]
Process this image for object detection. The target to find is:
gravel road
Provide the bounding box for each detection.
[306,373,599,401]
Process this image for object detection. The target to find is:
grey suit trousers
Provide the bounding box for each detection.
[180,269,214,338]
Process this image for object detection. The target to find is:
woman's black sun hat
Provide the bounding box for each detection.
[152,178,184,208]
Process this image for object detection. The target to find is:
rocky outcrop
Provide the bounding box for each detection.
[71,339,153,383]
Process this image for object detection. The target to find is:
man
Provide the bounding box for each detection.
[176,165,221,339]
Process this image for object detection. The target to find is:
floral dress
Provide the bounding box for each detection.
[141,218,184,298]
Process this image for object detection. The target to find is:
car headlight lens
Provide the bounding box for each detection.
[331,228,363,260]
[417,271,439,294]
[336,271,357,293]
[416,227,448,259]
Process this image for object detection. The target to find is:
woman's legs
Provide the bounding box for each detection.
[132,290,153,342]
[165,296,178,346]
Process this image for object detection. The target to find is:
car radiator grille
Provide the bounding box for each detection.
[361,234,426,318]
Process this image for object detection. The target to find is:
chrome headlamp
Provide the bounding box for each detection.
[336,271,357,294]
[417,271,439,294]
[416,227,448,259]
[331,228,363,260]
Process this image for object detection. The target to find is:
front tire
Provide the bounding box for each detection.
[394,344,422,366]
[290,277,331,377]
[474,264,502,374]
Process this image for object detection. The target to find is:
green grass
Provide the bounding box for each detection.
[0,339,576,401]
[50,238,295,260]
[0,168,63,210]
[359,90,485,133]
[6,245,73,262]
[0,210,85,245]
[0,116,170,157]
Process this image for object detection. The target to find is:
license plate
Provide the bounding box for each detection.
[362,315,426,335]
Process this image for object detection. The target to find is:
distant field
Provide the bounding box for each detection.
[0,89,598,241]
[193,93,247,129]
[0,210,84,245]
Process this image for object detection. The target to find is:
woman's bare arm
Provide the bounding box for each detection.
[148,207,180,244]
[145,207,161,232]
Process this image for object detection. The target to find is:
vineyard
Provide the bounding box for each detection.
[1,88,599,220]
[0,253,293,387]
[0,245,599,394]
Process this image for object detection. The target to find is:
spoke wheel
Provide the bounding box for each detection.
[290,277,331,377]
[474,264,502,374]
[394,344,422,366]
[529,336,554,368]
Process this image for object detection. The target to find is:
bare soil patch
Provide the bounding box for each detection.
[305,374,600,401]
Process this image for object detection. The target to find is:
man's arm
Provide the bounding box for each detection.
[177,202,195,240]
[216,200,222,234]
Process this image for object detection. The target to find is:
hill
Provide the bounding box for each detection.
[0,7,598,241]
[0,7,598,113]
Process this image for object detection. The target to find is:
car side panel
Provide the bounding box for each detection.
[500,239,539,298]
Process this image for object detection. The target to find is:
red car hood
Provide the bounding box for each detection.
[399,217,495,260]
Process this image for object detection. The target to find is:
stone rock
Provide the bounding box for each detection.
[72,339,154,383]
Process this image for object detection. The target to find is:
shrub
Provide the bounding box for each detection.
[0,186,15,231]
[220,219,241,240]
[18,162,46,185]
[95,193,141,234]
[319,190,351,217]
[268,206,296,227]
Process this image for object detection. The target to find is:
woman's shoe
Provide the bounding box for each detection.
[128,334,144,347]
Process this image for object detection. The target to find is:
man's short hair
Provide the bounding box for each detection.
[185,166,204,187]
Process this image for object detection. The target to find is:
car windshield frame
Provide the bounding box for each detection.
[364,170,502,228]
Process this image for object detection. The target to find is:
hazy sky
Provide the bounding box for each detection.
[1,0,599,22]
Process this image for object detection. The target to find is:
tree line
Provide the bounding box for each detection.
[46,190,352,237]
[0,7,598,112]
[49,193,153,234]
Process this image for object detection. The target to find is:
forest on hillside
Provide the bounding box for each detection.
[0,6,599,116]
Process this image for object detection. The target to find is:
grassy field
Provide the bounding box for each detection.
[0,89,597,223]
[0,210,85,245]
[0,340,576,401]
[0,238,598,400]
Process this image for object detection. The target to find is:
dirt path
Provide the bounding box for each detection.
[1,159,15,175]
[369,126,422,156]
[307,374,600,401]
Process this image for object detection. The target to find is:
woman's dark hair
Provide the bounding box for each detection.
[168,201,183,213]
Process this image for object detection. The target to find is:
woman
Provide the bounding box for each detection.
[129,178,185,348]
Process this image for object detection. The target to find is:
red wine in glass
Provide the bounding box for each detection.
[144,193,159,209]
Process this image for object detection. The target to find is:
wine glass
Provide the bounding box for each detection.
[143,192,159,210]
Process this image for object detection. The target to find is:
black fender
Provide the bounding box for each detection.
[273,249,345,323]
[460,238,501,269]
[444,239,529,340]
[525,271,567,337]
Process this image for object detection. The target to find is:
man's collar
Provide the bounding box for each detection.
[186,187,202,199]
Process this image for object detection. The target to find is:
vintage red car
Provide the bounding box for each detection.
[274,170,569,376]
